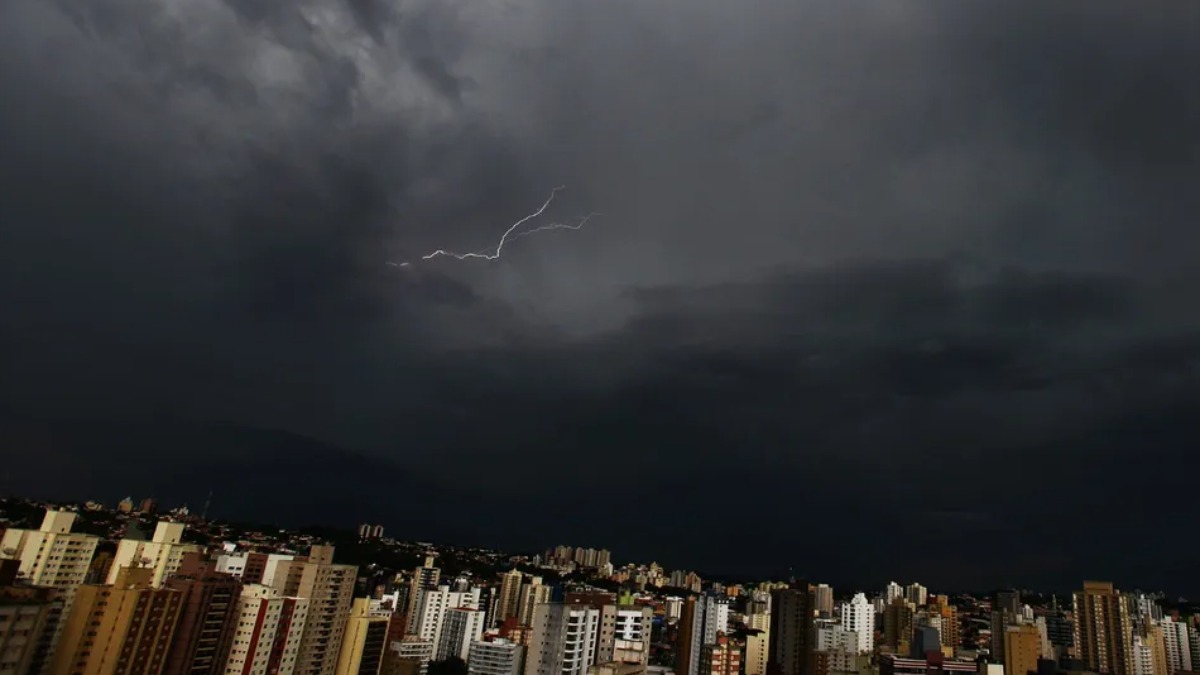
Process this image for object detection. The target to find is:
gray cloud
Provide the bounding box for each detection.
[1,0,1198,590]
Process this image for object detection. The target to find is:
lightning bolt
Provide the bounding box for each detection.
[388,186,598,268]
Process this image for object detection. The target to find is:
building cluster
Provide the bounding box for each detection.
[1,501,1199,675]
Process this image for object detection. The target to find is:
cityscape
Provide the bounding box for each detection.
[1,495,1196,675]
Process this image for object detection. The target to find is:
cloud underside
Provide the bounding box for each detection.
[1,0,1198,590]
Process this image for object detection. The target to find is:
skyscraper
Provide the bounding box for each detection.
[162,553,241,675]
[883,598,914,653]
[406,557,442,634]
[517,578,551,627]
[904,584,927,607]
[526,603,601,675]
[1161,617,1193,675]
[677,594,731,675]
[437,608,487,661]
[768,584,814,675]
[0,568,60,675]
[701,634,742,675]
[814,586,834,618]
[108,521,203,588]
[337,598,390,675]
[1074,581,1133,675]
[272,545,357,675]
[50,566,184,675]
[0,509,101,674]
[223,584,310,675]
[497,569,524,625]
[416,585,482,648]
[841,593,875,655]
[1004,624,1042,675]
[596,603,653,664]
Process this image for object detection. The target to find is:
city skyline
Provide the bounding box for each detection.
[3,0,1198,603]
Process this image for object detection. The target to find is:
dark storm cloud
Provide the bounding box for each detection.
[1,0,1198,591]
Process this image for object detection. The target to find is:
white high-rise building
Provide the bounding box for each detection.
[683,594,731,675]
[1,509,101,674]
[418,585,482,647]
[526,604,601,675]
[885,582,904,605]
[816,626,859,672]
[1162,618,1193,674]
[597,604,653,664]
[438,608,487,661]
[223,585,309,675]
[665,597,683,621]
[107,520,202,588]
[905,583,928,607]
[1133,634,1158,675]
[469,639,524,675]
[841,593,875,654]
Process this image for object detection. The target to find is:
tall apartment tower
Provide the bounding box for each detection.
[436,608,487,661]
[469,639,524,675]
[0,564,60,675]
[883,598,914,652]
[406,557,442,634]
[108,521,203,588]
[840,593,875,655]
[50,566,185,675]
[596,603,653,664]
[813,586,834,618]
[884,583,904,606]
[161,553,241,675]
[0,509,101,673]
[768,584,814,675]
[1074,581,1134,675]
[1161,617,1193,674]
[272,545,358,675]
[336,598,390,675]
[497,570,524,626]
[701,634,742,675]
[517,578,552,627]
[678,594,732,675]
[525,603,601,675]
[745,631,769,675]
[416,586,482,648]
[1004,624,1042,675]
[223,584,310,675]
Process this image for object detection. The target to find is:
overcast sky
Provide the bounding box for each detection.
[2,0,1198,593]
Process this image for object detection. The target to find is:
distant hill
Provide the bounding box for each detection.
[0,416,427,530]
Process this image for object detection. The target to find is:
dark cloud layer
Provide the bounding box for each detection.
[1,0,1198,593]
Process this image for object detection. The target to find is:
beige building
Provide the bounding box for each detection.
[1074,581,1134,675]
[336,597,389,675]
[517,578,551,627]
[496,570,524,626]
[0,509,101,674]
[744,631,769,675]
[597,604,653,665]
[272,545,358,675]
[1005,624,1042,675]
[0,580,60,675]
[223,584,310,675]
[50,566,184,675]
[107,521,202,588]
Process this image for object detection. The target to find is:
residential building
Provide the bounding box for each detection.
[163,553,241,675]
[768,584,814,675]
[383,637,434,675]
[0,573,59,675]
[223,584,309,675]
[701,634,741,675]
[416,586,482,648]
[517,579,551,628]
[272,545,357,675]
[1005,624,1042,675]
[678,594,731,675]
[745,630,769,675]
[0,509,101,673]
[1074,581,1133,675]
[437,608,486,661]
[469,639,524,675]
[597,604,653,665]
[1161,618,1193,674]
[50,566,184,675]
[406,557,442,634]
[336,598,389,675]
[497,570,524,626]
[904,585,927,607]
[814,586,833,618]
[526,603,601,675]
[108,521,203,588]
[841,594,874,655]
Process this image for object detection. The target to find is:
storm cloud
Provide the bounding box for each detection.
[1,0,1198,592]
